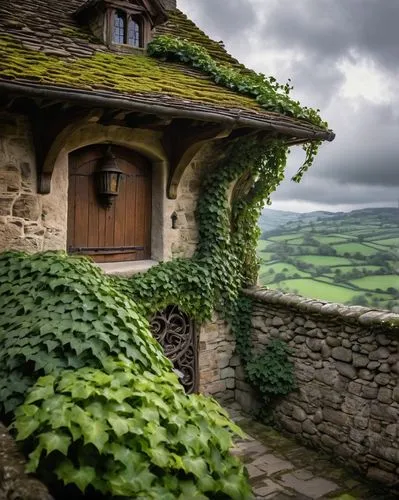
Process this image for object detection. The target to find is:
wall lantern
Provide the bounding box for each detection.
[96,147,124,209]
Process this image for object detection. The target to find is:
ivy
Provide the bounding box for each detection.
[231,295,296,408]
[148,36,326,128]
[148,35,327,178]
[14,357,250,499]
[0,251,171,417]
[246,340,296,405]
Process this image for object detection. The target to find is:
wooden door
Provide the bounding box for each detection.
[67,145,151,263]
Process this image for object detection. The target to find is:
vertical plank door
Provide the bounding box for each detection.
[67,145,152,262]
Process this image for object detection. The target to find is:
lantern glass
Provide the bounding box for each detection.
[96,148,124,208]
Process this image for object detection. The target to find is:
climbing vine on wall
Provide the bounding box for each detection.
[116,137,291,320]
[148,35,327,182]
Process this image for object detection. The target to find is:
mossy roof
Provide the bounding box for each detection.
[0,0,329,138]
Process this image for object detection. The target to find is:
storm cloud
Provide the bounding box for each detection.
[179,0,399,211]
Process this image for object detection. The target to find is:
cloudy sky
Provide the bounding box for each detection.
[179,0,398,213]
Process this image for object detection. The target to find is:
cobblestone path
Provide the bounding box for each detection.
[226,403,396,500]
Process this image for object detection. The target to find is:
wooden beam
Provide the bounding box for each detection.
[31,107,104,194]
[163,121,233,199]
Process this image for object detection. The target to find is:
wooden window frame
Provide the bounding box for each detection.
[109,8,149,49]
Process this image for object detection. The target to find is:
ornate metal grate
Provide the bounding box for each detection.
[150,305,198,394]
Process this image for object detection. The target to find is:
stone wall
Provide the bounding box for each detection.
[199,313,239,402]
[0,112,218,262]
[238,287,399,485]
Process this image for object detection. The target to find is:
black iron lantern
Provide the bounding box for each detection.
[96,147,124,209]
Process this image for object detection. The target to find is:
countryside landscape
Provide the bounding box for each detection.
[257,207,399,311]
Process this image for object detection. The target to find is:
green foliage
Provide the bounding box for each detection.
[148,35,326,181]
[230,296,253,365]
[246,340,296,404]
[231,297,296,406]
[0,251,171,417]
[14,356,250,499]
[148,36,326,128]
[115,138,292,322]
[114,258,215,322]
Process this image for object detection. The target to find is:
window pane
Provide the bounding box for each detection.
[128,18,141,47]
[113,10,125,44]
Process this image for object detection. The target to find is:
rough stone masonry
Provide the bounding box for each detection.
[237,287,399,487]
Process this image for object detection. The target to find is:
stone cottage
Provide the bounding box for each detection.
[0,0,333,396]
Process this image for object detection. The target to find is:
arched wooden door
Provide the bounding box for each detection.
[67,145,151,263]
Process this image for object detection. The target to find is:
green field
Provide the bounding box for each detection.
[257,240,274,251]
[259,252,274,261]
[375,237,399,247]
[286,237,305,245]
[276,279,360,303]
[314,235,349,244]
[268,234,299,242]
[257,207,399,310]
[260,262,310,277]
[330,265,381,273]
[297,255,353,266]
[333,242,378,256]
[350,275,399,291]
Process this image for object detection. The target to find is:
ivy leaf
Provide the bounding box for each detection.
[105,442,141,468]
[39,431,71,456]
[26,445,44,473]
[107,413,129,437]
[82,420,109,452]
[56,460,96,492]
[150,445,169,468]
[24,383,54,404]
[182,457,208,478]
[15,416,41,440]
[70,382,96,400]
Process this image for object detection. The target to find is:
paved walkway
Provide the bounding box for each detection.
[226,403,396,500]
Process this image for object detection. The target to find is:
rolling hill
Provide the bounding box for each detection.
[257,207,399,311]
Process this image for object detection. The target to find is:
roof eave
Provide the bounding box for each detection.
[0,80,335,143]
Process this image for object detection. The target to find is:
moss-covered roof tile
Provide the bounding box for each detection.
[0,1,329,138]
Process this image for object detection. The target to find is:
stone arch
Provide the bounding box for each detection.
[41,122,169,261]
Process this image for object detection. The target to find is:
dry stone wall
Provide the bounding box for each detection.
[239,287,399,486]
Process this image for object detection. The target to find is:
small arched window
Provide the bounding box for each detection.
[128,16,142,47]
[113,10,126,45]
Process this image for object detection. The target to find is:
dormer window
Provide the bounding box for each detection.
[112,10,143,48]
[74,0,168,50]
